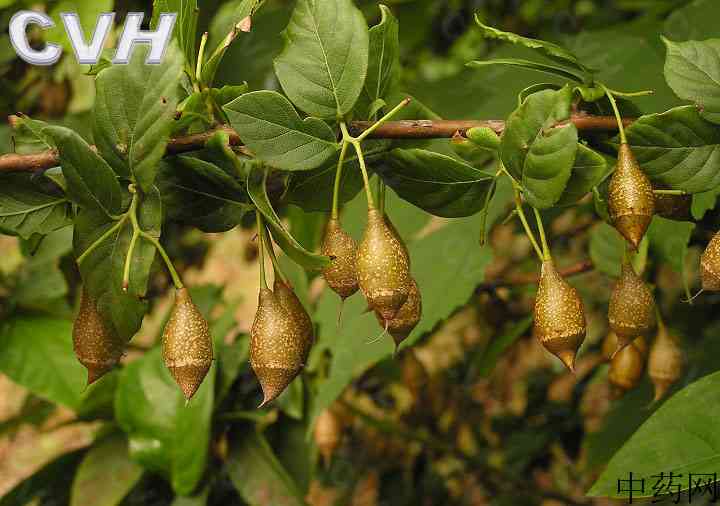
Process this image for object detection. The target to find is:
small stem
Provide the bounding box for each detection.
[139,232,183,289]
[255,210,267,289]
[331,141,349,220]
[122,187,141,292]
[601,83,627,144]
[196,32,208,84]
[77,218,125,265]
[377,178,386,215]
[355,98,411,142]
[341,122,375,209]
[653,189,686,195]
[607,88,654,98]
[533,208,551,262]
[479,178,497,246]
[513,189,544,263]
[261,225,287,284]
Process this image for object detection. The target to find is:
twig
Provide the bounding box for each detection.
[476,259,593,292]
[0,115,634,174]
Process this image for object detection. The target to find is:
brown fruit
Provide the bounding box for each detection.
[73,289,125,385]
[700,231,720,291]
[273,278,314,363]
[321,218,359,299]
[383,213,409,260]
[648,324,685,402]
[357,209,411,320]
[655,192,691,220]
[608,143,655,250]
[162,288,214,400]
[375,278,422,350]
[250,288,305,406]
[314,408,342,467]
[601,332,649,362]
[608,261,656,354]
[608,342,645,396]
[533,260,586,372]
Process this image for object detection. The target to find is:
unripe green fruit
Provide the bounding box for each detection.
[608,261,656,354]
[533,260,586,372]
[357,209,411,320]
[375,278,422,350]
[648,325,685,402]
[73,288,125,385]
[162,288,213,400]
[608,342,645,397]
[608,143,655,250]
[700,231,720,291]
[321,218,359,299]
[250,287,305,406]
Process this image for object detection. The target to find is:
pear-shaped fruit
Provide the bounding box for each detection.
[648,324,685,402]
[273,278,314,363]
[314,408,342,467]
[608,261,656,354]
[250,288,305,406]
[608,342,645,397]
[357,209,411,320]
[162,288,213,400]
[321,218,359,299]
[655,192,691,221]
[383,213,409,261]
[601,332,648,362]
[533,260,586,372]
[73,289,125,385]
[375,278,422,350]
[701,231,720,291]
[608,143,655,250]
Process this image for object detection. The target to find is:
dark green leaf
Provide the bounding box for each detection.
[227,430,305,506]
[472,316,533,377]
[663,37,720,124]
[382,148,494,217]
[225,91,338,171]
[43,126,122,216]
[692,187,720,220]
[467,58,585,82]
[556,145,610,206]
[589,223,625,278]
[153,0,199,71]
[620,105,720,193]
[247,166,330,270]
[70,434,143,506]
[500,86,578,209]
[647,216,696,274]
[0,173,71,239]
[0,316,85,409]
[274,0,369,119]
[587,369,720,499]
[93,44,184,190]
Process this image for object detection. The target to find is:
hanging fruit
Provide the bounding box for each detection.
[321,218,360,299]
[608,260,656,355]
[375,277,422,350]
[314,408,342,467]
[533,260,587,371]
[608,342,645,397]
[648,323,685,402]
[162,288,214,400]
[700,231,720,291]
[72,288,125,385]
[608,143,655,250]
[273,278,314,363]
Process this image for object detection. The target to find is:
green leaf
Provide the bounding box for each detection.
[224,90,338,171]
[247,166,330,270]
[73,210,148,341]
[357,4,400,118]
[308,179,512,432]
[274,0,369,119]
[158,158,251,232]
[473,17,590,77]
[0,173,72,239]
[47,0,113,53]
[589,223,625,278]
[382,148,495,217]
[556,145,610,206]
[500,86,578,209]
[70,434,143,506]
[663,37,720,124]
[153,0,199,71]
[467,58,585,83]
[43,126,122,217]
[93,44,184,190]
[472,316,533,377]
[692,187,720,220]
[586,370,720,499]
[647,216,696,274]
[620,105,720,194]
[227,430,305,506]
[0,316,85,409]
